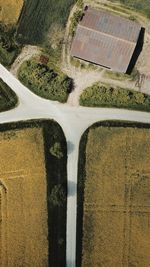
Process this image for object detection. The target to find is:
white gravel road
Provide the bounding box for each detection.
[0,64,150,267]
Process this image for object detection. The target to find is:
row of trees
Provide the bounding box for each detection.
[80,83,150,111]
[18,59,73,102]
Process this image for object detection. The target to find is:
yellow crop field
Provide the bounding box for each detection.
[0,127,48,266]
[80,125,150,267]
[0,0,23,24]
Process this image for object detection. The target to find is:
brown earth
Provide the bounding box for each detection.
[0,0,23,24]
[81,126,150,267]
[0,127,48,267]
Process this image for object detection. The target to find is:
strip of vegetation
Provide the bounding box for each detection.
[70,9,83,36]
[111,0,150,18]
[80,83,150,111]
[0,78,18,112]
[104,68,139,82]
[18,58,73,102]
[16,0,76,44]
[0,119,67,267]
[0,23,22,67]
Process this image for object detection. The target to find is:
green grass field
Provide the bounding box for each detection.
[16,0,76,44]
[0,78,18,111]
[119,0,150,18]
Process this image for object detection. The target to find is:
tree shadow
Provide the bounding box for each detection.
[67,141,75,155]
[68,181,76,197]
[127,27,145,75]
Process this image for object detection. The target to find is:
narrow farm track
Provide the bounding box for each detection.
[0,63,150,267]
[10,45,41,77]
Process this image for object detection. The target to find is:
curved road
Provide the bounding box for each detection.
[0,64,150,267]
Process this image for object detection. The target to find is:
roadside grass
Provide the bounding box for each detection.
[18,58,73,103]
[79,82,150,111]
[77,121,150,267]
[104,68,139,82]
[70,57,103,71]
[0,119,67,267]
[0,78,18,112]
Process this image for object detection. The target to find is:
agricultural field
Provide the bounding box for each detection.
[0,120,67,267]
[118,0,150,18]
[16,0,76,44]
[0,0,23,24]
[0,78,18,112]
[80,83,150,111]
[77,122,150,267]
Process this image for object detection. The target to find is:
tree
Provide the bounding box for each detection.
[49,184,66,207]
[49,142,63,159]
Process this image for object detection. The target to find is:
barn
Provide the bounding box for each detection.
[71,7,142,73]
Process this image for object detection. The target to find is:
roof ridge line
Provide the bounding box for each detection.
[78,24,136,44]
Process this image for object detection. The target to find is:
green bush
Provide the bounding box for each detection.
[18,59,73,102]
[0,78,18,112]
[80,83,150,111]
[76,0,84,8]
[0,23,21,67]
[49,184,66,207]
[49,142,63,159]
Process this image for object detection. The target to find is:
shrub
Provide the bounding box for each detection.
[80,83,150,111]
[49,142,63,159]
[0,23,21,66]
[18,59,73,102]
[0,78,18,111]
[76,0,84,8]
[49,184,66,207]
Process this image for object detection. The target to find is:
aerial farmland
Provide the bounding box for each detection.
[77,122,150,267]
[0,120,67,267]
[0,0,150,267]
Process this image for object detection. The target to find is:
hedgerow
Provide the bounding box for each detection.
[80,83,150,111]
[18,59,73,103]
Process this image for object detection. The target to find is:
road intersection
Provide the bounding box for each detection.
[0,63,150,267]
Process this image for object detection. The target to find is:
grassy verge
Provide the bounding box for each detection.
[80,82,150,111]
[77,120,150,267]
[104,68,139,82]
[0,78,18,111]
[119,0,150,19]
[0,119,67,267]
[18,58,73,103]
